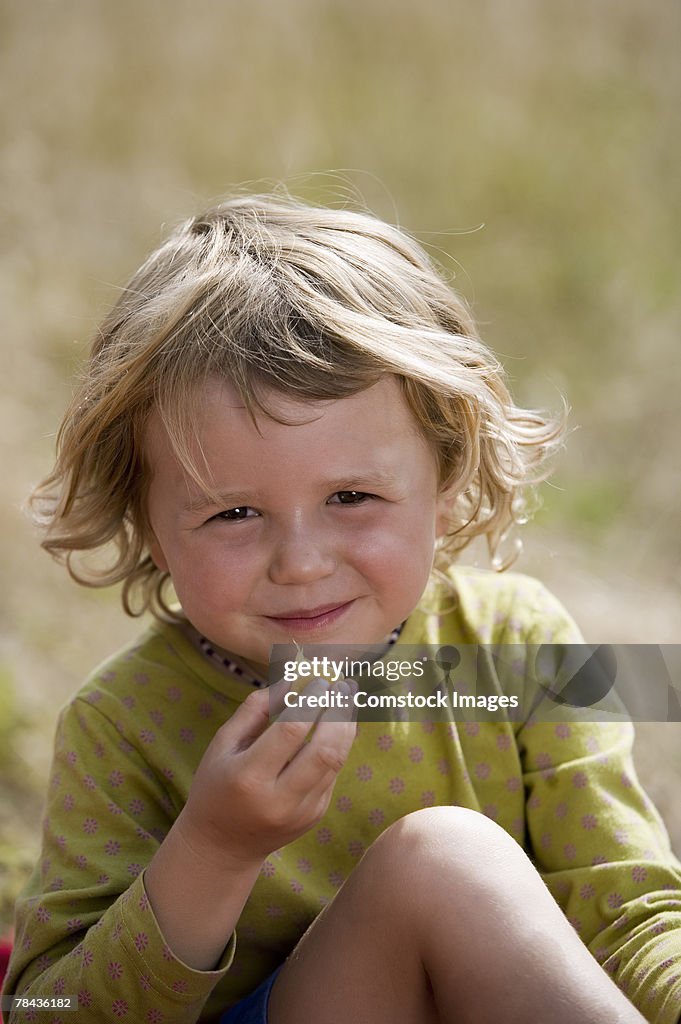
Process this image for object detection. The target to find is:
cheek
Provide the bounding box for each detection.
[355,514,436,578]
[168,540,258,606]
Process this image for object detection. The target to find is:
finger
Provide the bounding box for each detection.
[221,675,301,753]
[221,686,274,752]
[279,717,357,800]
[275,686,358,796]
[244,676,341,776]
[266,674,308,718]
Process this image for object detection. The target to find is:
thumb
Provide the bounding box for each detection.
[225,676,292,751]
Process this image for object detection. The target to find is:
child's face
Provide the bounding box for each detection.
[145,375,452,676]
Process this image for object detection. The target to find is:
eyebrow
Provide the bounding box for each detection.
[181,469,401,512]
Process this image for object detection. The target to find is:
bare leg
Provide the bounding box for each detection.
[269,807,646,1024]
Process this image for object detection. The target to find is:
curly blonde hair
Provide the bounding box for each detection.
[30,192,567,620]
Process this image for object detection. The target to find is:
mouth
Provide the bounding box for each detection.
[264,601,355,632]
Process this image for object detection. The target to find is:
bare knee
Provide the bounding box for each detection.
[311,806,538,957]
[377,805,515,851]
[359,809,556,966]
[351,805,551,958]
[364,806,523,894]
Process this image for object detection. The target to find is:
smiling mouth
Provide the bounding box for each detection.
[264,601,354,630]
[269,603,350,619]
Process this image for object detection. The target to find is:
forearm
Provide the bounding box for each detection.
[144,810,264,971]
[6,867,238,1024]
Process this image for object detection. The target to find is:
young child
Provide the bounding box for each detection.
[4,194,680,1024]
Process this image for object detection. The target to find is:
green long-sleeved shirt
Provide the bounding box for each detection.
[4,568,681,1023]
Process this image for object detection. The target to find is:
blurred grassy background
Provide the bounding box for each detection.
[1,0,679,934]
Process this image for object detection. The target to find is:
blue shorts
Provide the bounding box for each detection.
[219,966,284,1024]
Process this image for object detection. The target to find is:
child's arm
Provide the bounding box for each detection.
[143,678,357,971]
[520,715,681,1023]
[517,583,681,1024]
[3,697,230,1024]
[4,677,354,1023]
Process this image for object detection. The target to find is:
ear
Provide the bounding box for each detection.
[148,531,169,573]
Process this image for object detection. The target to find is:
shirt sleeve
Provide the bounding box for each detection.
[516,582,681,1024]
[3,696,236,1024]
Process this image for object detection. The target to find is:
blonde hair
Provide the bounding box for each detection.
[30,192,567,620]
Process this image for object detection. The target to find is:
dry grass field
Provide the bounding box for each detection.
[1,0,679,934]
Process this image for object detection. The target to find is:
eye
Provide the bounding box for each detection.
[211,506,258,522]
[330,490,374,505]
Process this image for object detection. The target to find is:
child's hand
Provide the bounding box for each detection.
[176,677,357,869]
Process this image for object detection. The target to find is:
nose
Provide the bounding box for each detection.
[267,520,338,586]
